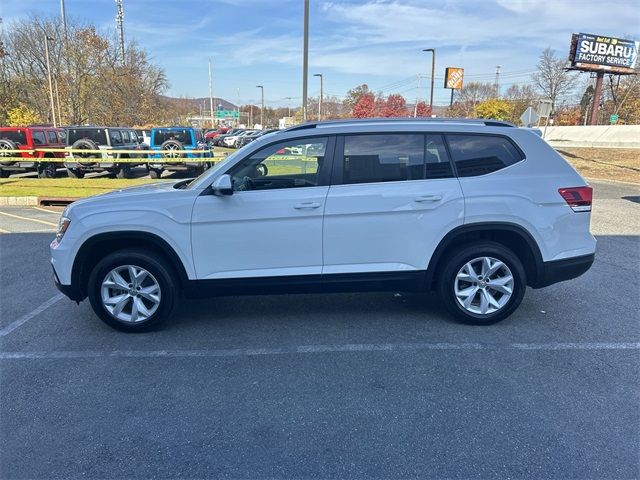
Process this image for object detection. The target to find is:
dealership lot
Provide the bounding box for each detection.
[1,180,639,478]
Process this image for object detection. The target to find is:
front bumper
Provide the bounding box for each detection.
[534,253,595,288]
[52,264,84,302]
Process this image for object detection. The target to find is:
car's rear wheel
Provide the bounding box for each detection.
[67,168,85,179]
[116,163,133,179]
[38,161,58,178]
[437,241,526,325]
[88,249,179,332]
[148,167,162,179]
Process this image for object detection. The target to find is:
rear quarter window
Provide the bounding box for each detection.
[0,130,28,145]
[446,134,524,177]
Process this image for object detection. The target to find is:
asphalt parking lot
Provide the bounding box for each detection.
[1,179,639,479]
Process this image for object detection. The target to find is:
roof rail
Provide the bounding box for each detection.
[284,117,516,132]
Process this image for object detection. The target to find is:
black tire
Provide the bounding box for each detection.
[71,139,100,167]
[437,241,526,325]
[116,163,132,179]
[0,169,10,178]
[160,139,183,159]
[87,249,179,332]
[67,168,85,179]
[148,168,162,179]
[38,161,58,178]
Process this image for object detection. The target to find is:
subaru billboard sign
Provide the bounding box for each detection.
[570,33,639,74]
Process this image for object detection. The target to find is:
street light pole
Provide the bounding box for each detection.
[313,74,323,120]
[208,59,214,128]
[423,48,435,114]
[256,85,264,128]
[302,0,309,122]
[44,35,57,127]
[60,0,68,40]
[284,97,293,118]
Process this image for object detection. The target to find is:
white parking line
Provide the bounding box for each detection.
[0,293,65,337]
[1,342,638,359]
[0,210,58,227]
[32,206,62,215]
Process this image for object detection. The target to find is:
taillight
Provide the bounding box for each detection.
[558,186,592,212]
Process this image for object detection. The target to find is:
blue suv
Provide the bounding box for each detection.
[147,127,212,178]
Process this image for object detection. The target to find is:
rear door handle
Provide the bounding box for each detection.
[294,202,321,209]
[414,195,442,203]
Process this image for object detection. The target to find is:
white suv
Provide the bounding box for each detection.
[51,119,596,332]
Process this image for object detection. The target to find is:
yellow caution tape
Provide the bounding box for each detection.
[0,148,218,154]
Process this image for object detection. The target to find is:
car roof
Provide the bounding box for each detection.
[275,118,517,138]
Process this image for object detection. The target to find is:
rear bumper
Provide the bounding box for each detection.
[533,253,594,288]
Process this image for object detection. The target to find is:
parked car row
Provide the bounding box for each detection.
[0,125,214,179]
[208,128,278,148]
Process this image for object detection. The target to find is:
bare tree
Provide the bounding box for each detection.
[532,48,577,110]
[1,15,168,126]
[450,82,495,117]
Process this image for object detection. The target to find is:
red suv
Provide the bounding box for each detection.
[204,127,229,143]
[0,126,66,178]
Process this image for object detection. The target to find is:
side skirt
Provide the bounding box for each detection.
[183,271,427,299]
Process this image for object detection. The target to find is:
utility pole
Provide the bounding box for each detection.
[302,0,309,122]
[115,0,125,64]
[60,0,68,40]
[413,74,422,117]
[236,88,240,127]
[256,85,264,128]
[250,104,253,127]
[494,65,501,97]
[313,73,323,120]
[54,77,62,126]
[208,59,214,128]
[44,35,57,127]
[423,49,435,112]
[284,97,293,117]
[589,71,604,125]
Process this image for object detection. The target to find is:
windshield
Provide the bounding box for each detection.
[66,128,108,145]
[0,130,28,145]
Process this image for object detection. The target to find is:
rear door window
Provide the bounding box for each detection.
[110,130,123,145]
[46,131,58,144]
[32,131,46,145]
[342,134,425,184]
[446,134,524,177]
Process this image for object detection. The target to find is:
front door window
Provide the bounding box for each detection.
[228,137,328,191]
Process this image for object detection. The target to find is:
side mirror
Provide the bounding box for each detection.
[211,174,233,196]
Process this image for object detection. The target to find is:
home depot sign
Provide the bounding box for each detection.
[444,67,464,89]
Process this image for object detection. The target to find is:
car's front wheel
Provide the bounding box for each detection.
[88,249,178,332]
[437,241,526,325]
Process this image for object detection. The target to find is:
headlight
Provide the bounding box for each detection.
[56,216,71,242]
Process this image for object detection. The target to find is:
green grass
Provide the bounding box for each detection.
[0,178,158,198]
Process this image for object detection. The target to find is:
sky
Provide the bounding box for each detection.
[3,0,639,107]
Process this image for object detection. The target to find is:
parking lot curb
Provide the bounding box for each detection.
[0,196,38,206]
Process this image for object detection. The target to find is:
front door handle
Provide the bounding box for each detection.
[414,195,442,203]
[294,202,321,209]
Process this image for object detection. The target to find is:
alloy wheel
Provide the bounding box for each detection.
[100,265,161,323]
[454,256,514,315]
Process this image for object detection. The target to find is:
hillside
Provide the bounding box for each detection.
[160,96,238,112]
